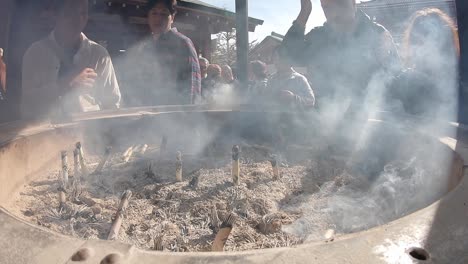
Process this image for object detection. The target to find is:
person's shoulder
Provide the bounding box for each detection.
[25,37,50,56]
[86,38,111,57]
[170,30,196,48]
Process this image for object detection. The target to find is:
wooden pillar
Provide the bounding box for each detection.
[0,0,14,53]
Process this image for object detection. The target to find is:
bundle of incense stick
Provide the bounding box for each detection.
[93,146,112,174]
[212,213,237,251]
[108,190,132,240]
[232,145,240,185]
[153,235,164,251]
[175,151,183,182]
[75,142,89,176]
[269,155,280,180]
[61,151,69,188]
[122,146,134,163]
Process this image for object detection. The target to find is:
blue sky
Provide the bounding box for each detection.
[202,0,327,42]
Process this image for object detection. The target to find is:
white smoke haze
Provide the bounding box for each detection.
[14,0,460,247]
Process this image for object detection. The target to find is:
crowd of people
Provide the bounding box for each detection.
[6,0,461,121]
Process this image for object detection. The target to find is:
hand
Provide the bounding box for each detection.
[61,68,97,90]
[279,90,296,104]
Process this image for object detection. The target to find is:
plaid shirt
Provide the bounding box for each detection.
[125,29,201,106]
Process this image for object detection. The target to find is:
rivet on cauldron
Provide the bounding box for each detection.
[71,247,94,261]
[100,253,122,264]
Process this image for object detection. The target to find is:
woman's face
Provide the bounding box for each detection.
[148,3,174,35]
[409,17,456,71]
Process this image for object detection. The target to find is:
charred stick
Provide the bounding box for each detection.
[108,190,133,240]
[76,142,90,176]
[176,151,183,182]
[93,146,112,174]
[212,213,237,252]
[160,136,168,156]
[232,145,240,185]
[61,151,69,188]
[73,149,80,178]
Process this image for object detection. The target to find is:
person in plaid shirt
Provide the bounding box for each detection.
[123,0,201,106]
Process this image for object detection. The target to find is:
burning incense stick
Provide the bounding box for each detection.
[122,146,134,163]
[61,151,69,188]
[210,205,220,232]
[269,155,280,180]
[139,144,148,156]
[232,145,240,185]
[212,213,237,252]
[58,186,67,211]
[76,142,89,176]
[108,190,132,240]
[93,146,112,174]
[176,151,183,182]
[73,149,80,178]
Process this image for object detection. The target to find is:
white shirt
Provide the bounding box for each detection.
[21,32,121,119]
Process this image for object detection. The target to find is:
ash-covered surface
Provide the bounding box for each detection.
[6,138,448,252]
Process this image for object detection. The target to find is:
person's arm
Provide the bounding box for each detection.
[21,45,60,119]
[94,49,121,109]
[292,75,315,108]
[180,38,201,104]
[282,0,313,66]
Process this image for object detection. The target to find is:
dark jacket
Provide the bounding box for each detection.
[282,11,401,110]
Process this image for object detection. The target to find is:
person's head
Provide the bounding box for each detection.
[147,0,177,35]
[272,46,292,72]
[403,8,460,70]
[53,0,88,37]
[221,65,234,83]
[249,60,267,81]
[207,64,222,80]
[321,0,357,33]
[199,57,209,78]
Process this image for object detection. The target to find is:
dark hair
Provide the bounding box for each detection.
[52,0,85,13]
[249,60,268,79]
[147,0,177,15]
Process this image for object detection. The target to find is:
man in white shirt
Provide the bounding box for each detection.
[21,0,121,120]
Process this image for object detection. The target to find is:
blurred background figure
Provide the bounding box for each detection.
[202,64,222,102]
[247,60,269,100]
[21,0,121,120]
[389,8,459,119]
[199,56,209,79]
[266,46,315,109]
[0,48,6,99]
[123,0,201,107]
[221,65,235,85]
[283,0,400,113]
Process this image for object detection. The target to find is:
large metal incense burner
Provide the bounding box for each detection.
[0,106,467,264]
